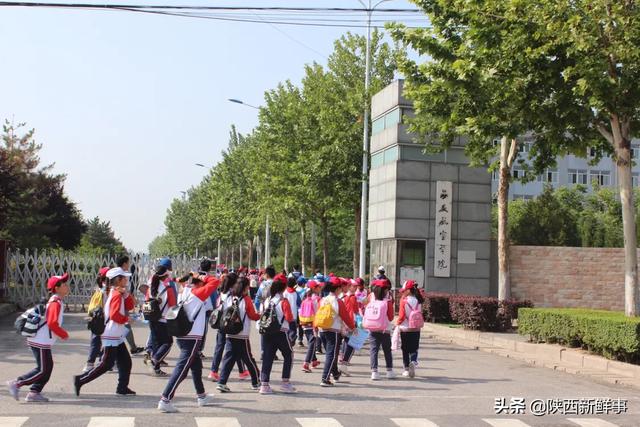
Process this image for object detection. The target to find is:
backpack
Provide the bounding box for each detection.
[15,302,47,337]
[408,301,425,329]
[141,287,167,322]
[363,299,389,331]
[220,297,244,335]
[313,298,336,329]
[259,302,282,335]
[166,297,203,337]
[209,304,223,329]
[87,307,106,336]
[87,290,103,315]
[298,298,316,324]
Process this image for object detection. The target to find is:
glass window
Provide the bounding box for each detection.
[590,170,610,186]
[384,146,398,164]
[371,151,384,168]
[371,108,401,135]
[633,174,639,187]
[569,169,587,185]
[372,117,385,135]
[400,240,425,267]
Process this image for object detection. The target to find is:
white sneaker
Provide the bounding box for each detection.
[402,370,410,377]
[157,399,179,413]
[82,363,94,373]
[386,370,397,379]
[408,361,416,378]
[197,394,215,407]
[338,363,350,377]
[371,371,380,381]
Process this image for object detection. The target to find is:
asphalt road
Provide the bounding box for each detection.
[1,313,639,427]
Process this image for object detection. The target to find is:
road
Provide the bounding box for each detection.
[1,313,639,427]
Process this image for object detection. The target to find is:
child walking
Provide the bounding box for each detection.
[83,267,109,373]
[157,272,220,413]
[7,273,70,402]
[316,276,355,387]
[216,277,261,392]
[397,280,425,378]
[299,281,320,373]
[363,279,396,380]
[74,267,136,396]
[259,274,295,394]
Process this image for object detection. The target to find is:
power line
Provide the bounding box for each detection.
[0,2,423,13]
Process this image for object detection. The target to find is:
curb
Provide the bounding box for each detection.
[425,323,640,390]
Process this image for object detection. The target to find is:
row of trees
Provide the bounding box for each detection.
[391,0,640,316]
[1,120,126,254]
[496,185,640,249]
[152,32,397,277]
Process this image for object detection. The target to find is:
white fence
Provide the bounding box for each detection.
[3,249,200,310]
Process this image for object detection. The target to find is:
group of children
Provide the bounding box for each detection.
[6,259,425,413]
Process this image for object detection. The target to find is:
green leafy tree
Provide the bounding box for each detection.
[78,217,126,255]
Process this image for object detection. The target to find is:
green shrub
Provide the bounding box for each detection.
[518,308,640,363]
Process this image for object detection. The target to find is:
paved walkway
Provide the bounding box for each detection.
[0,313,639,426]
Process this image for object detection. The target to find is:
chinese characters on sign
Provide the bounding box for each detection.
[434,181,452,277]
[494,397,628,416]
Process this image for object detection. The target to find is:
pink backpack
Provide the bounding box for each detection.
[363,299,389,331]
[298,298,316,324]
[408,301,425,329]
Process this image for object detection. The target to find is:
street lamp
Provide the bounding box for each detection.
[228,97,270,267]
[357,0,392,280]
[195,163,209,168]
[228,98,260,110]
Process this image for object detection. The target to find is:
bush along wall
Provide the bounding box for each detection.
[518,308,640,364]
[423,292,532,332]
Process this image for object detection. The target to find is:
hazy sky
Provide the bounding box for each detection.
[0,0,416,252]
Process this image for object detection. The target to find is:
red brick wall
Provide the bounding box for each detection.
[510,246,627,311]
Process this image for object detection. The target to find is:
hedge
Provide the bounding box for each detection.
[518,308,640,363]
[424,292,453,323]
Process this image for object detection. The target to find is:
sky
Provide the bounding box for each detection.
[0,0,417,252]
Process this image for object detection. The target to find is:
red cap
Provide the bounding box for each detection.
[99,267,110,278]
[355,278,365,286]
[47,272,69,291]
[372,278,390,288]
[402,280,416,290]
[273,273,288,285]
[329,276,342,286]
[307,280,318,289]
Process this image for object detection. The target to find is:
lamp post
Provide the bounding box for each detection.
[357,0,392,280]
[228,97,270,268]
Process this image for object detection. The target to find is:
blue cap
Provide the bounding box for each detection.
[314,273,325,282]
[159,257,172,270]
[296,276,307,285]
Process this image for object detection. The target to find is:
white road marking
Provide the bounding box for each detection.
[87,418,135,427]
[391,418,440,427]
[482,420,533,427]
[296,418,343,427]
[568,419,621,427]
[195,418,242,427]
[0,418,29,427]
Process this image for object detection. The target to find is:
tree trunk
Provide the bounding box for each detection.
[311,222,317,273]
[231,245,235,269]
[300,221,306,277]
[247,238,254,270]
[321,215,329,274]
[256,235,262,270]
[498,136,518,301]
[601,116,638,316]
[354,203,361,278]
[239,242,243,269]
[284,229,290,273]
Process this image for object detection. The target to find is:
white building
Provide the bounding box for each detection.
[494,140,640,200]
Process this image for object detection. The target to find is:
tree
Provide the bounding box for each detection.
[148,234,176,257]
[78,217,126,255]
[0,120,85,249]
[389,1,589,301]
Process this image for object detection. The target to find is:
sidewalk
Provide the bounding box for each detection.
[424,322,640,390]
[0,303,16,318]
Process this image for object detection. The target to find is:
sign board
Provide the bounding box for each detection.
[434,181,452,277]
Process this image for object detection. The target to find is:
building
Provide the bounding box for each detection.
[367,80,492,296]
[493,138,640,201]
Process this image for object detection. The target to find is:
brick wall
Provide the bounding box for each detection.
[510,246,629,311]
